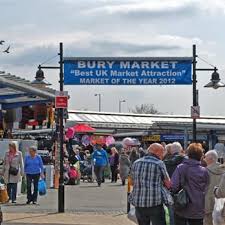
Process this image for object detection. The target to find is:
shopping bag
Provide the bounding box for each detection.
[127,207,138,224]
[0,184,9,203]
[38,179,47,196]
[21,176,27,194]
[213,198,225,225]
[164,205,171,225]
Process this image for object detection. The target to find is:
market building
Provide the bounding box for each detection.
[67,110,225,150]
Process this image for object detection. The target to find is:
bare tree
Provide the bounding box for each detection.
[131,104,160,114]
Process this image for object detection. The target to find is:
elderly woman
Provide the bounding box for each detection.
[109,147,119,183]
[119,150,131,186]
[3,142,24,203]
[24,146,44,204]
[204,150,225,225]
[171,143,209,225]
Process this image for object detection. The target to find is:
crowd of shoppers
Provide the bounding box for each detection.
[129,141,225,225]
[3,139,225,225]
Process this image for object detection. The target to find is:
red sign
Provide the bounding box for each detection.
[55,96,68,108]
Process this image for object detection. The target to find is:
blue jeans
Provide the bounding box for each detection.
[7,183,17,202]
[26,174,40,202]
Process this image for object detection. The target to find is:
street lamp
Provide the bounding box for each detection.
[192,44,225,142]
[31,67,52,85]
[94,94,102,112]
[119,100,126,113]
[204,68,225,89]
[36,43,65,213]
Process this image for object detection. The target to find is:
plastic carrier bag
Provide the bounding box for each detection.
[164,205,170,225]
[127,207,138,224]
[213,198,225,225]
[38,179,47,196]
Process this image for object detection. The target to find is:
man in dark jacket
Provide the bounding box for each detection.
[164,142,185,178]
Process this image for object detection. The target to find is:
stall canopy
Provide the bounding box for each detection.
[0,73,56,109]
[73,124,96,133]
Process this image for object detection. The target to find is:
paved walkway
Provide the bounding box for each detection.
[2,181,127,214]
[1,181,132,224]
[3,212,133,225]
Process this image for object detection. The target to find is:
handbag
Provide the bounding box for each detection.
[9,166,19,176]
[0,185,9,203]
[173,167,190,209]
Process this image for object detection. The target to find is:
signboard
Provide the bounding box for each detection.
[160,134,184,141]
[55,91,68,109]
[191,106,200,119]
[64,57,192,85]
[55,96,68,109]
[142,135,161,142]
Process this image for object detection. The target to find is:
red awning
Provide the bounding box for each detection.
[73,124,96,133]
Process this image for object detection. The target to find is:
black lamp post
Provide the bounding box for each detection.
[36,43,65,213]
[192,44,225,142]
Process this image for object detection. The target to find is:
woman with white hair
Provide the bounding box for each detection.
[24,146,44,204]
[204,150,225,225]
[164,142,185,177]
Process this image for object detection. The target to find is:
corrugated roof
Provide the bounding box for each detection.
[0,73,56,109]
[0,73,56,94]
[67,110,225,130]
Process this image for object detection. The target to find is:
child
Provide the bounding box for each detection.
[68,166,78,185]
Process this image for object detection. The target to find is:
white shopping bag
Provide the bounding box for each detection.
[213,198,225,225]
[127,207,138,224]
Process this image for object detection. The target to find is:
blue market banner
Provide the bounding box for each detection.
[64,57,193,85]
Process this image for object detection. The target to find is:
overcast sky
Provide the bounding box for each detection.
[0,0,225,115]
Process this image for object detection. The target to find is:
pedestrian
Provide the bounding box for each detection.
[3,142,24,203]
[164,142,185,225]
[129,143,171,225]
[164,142,185,178]
[204,150,225,225]
[214,141,225,164]
[214,171,225,198]
[109,147,119,183]
[171,143,209,225]
[69,145,81,165]
[24,146,44,204]
[129,147,139,165]
[92,144,109,187]
[138,147,147,158]
[119,150,131,186]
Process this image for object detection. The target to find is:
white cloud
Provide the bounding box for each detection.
[0,0,225,115]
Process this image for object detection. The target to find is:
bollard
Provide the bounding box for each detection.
[127,175,132,213]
